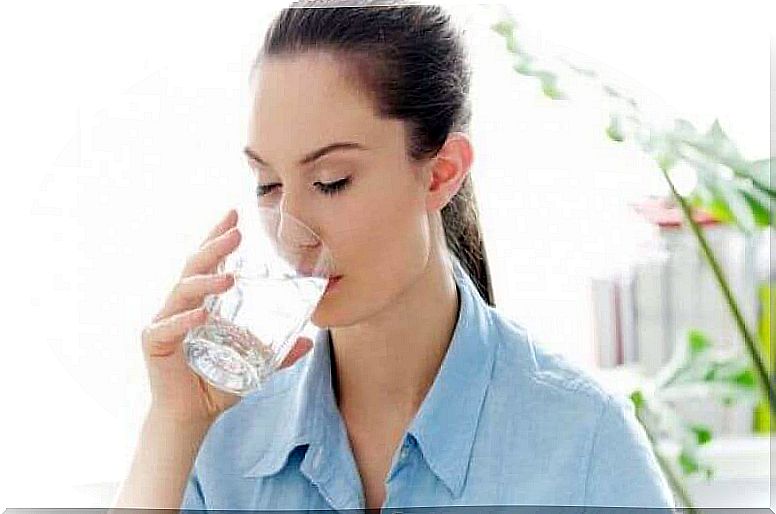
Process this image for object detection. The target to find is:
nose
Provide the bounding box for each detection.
[270,198,328,276]
[277,194,319,248]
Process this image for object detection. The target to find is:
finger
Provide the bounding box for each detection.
[153,273,235,322]
[142,307,208,356]
[181,227,242,278]
[279,337,314,369]
[200,209,238,249]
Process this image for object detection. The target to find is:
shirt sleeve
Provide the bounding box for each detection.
[180,465,208,513]
[583,393,677,510]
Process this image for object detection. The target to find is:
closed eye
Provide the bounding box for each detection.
[256,177,351,198]
[315,177,351,196]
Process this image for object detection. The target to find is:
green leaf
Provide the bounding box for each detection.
[678,450,700,474]
[656,154,677,172]
[603,84,622,99]
[640,131,677,171]
[690,424,712,445]
[688,330,712,355]
[602,85,639,110]
[732,368,756,388]
[704,199,734,223]
[749,158,775,198]
[511,62,565,98]
[716,177,757,233]
[513,58,536,76]
[673,118,698,138]
[692,164,757,231]
[505,34,521,55]
[491,19,515,38]
[656,142,678,171]
[606,114,625,142]
[563,60,598,78]
[679,119,748,174]
[536,71,564,99]
[690,183,734,223]
[706,119,743,161]
[542,82,565,100]
[751,158,773,184]
[740,188,772,227]
[630,390,645,409]
[530,69,547,81]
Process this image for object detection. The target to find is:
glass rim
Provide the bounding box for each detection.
[226,203,334,279]
[229,270,333,281]
[250,204,322,242]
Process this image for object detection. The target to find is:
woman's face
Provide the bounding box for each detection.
[246,52,437,328]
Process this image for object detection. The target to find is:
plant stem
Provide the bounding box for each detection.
[658,165,776,416]
[633,402,697,512]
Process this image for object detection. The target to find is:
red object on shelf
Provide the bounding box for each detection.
[630,196,720,229]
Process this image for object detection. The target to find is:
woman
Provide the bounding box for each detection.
[113,1,676,511]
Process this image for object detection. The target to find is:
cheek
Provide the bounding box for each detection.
[312,199,431,327]
[319,167,430,276]
[338,204,431,290]
[342,183,425,251]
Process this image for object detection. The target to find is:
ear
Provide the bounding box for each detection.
[424,132,474,212]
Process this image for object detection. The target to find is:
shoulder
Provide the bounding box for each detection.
[481,306,628,456]
[485,305,613,409]
[483,307,674,507]
[479,305,619,470]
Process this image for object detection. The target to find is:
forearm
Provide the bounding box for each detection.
[111,409,213,510]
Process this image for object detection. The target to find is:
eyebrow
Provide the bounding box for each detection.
[243,142,368,168]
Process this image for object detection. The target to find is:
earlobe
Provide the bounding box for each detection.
[426,167,464,211]
[425,133,473,211]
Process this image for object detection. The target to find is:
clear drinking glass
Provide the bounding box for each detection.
[183,203,333,396]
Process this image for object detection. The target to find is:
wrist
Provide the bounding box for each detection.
[144,407,215,435]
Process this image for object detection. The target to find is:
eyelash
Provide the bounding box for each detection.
[256,177,351,197]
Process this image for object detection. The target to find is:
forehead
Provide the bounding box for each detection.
[248,52,404,159]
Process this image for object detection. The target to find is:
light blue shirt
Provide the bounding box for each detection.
[181,256,676,512]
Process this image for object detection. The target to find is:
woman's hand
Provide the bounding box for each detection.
[140,209,313,424]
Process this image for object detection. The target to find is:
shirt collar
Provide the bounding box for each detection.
[406,255,498,497]
[243,255,498,499]
[241,319,340,477]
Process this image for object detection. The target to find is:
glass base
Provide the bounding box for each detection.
[183,335,262,397]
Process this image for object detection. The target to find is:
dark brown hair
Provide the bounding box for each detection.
[254,0,495,306]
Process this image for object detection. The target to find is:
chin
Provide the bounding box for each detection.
[310,310,354,329]
[310,281,373,329]
[311,278,406,330]
[310,293,348,328]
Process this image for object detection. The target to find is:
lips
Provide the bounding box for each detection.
[325,275,343,292]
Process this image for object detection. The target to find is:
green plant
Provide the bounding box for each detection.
[487,6,773,510]
[630,330,759,507]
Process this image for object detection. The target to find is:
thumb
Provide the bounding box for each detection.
[278,336,314,369]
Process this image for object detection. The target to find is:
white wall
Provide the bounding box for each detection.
[0,0,771,508]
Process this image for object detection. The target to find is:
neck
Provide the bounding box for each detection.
[329,248,460,431]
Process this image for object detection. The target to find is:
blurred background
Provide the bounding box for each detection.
[0,0,772,510]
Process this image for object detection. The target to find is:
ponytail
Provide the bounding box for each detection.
[442,175,495,306]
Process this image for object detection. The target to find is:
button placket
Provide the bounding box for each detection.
[384,437,417,511]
